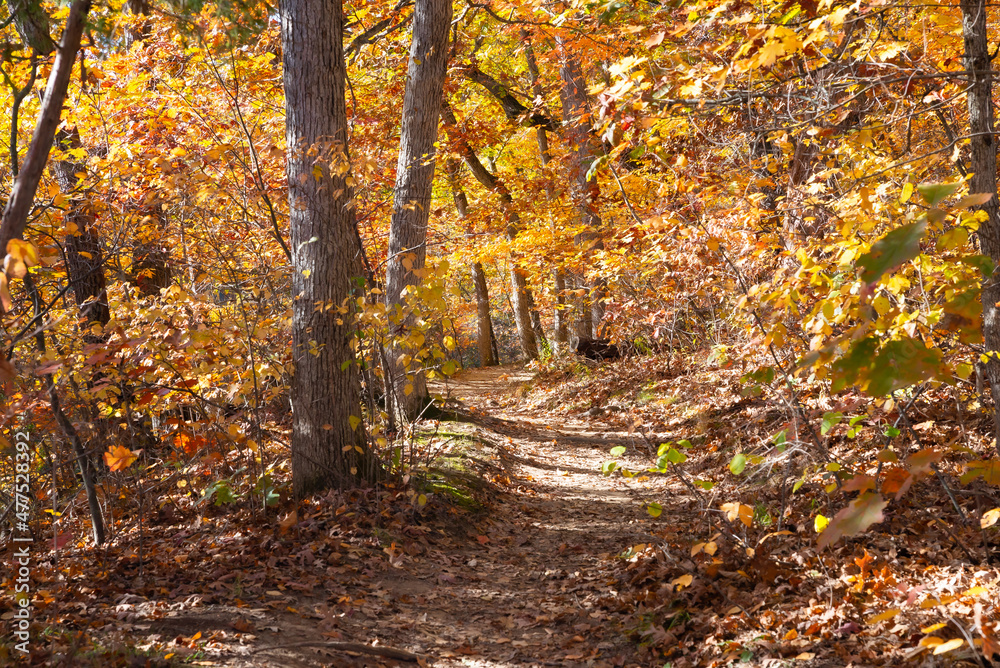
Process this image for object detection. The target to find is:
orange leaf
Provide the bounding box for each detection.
[104,445,138,472]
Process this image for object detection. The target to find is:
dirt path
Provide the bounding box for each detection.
[252,365,665,667]
[111,365,670,667]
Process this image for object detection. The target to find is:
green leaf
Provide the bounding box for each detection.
[884,426,900,438]
[694,479,715,490]
[677,439,692,449]
[820,411,843,435]
[729,453,747,475]
[856,220,927,285]
[916,181,962,206]
[666,448,687,464]
[646,502,663,518]
[601,461,619,475]
[610,445,627,457]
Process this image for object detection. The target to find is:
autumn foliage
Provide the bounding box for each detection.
[2,0,1000,663]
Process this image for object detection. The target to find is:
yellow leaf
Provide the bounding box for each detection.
[900,182,914,204]
[348,415,361,431]
[814,514,829,533]
[872,296,891,316]
[672,574,693,589]
[921,623,947,633]
[866,609,900,625]
[933,638,964,655]
[981,508,1000,528]
[756,39,785,67]
[7,239,38,267]
[721,502,753,526]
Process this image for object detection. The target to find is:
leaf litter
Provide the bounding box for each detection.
[3,354,1000,666]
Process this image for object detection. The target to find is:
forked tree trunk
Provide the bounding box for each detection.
[281,0,376,494]
[384,0,452,421]
[961,0,1000,456]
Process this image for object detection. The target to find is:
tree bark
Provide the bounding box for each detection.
[0,0,91,260]
[123,0,152,47]
[440,102,539,360]
[461,65,555,130]
[961,0,1000,456]
[445,158,497,367]
[384,0,452,421]
[281,0,377,494]
[6,0,54,55]
[52,128,109,334]
[471,263,497,366]
[557,47,605,340]
[524,35,565,353]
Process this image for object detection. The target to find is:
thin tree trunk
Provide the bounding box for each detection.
[281,0,377,494]
[384,0,451,421]
[961,0,1000,457]
[553,269,568,351]
[444,157,497,366]
[471,263,497,366]
[0,0,91,258]
[440,102,539,360]
[24,274,105,544]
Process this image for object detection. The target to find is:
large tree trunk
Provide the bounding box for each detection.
[557,48,605,339]
[384,0,452,421]
[445,158,497,367]
[281,0,377,495]
[961,0,1000,456]
[440,102,539,360]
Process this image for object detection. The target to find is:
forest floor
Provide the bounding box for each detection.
[7,354,1000,666]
